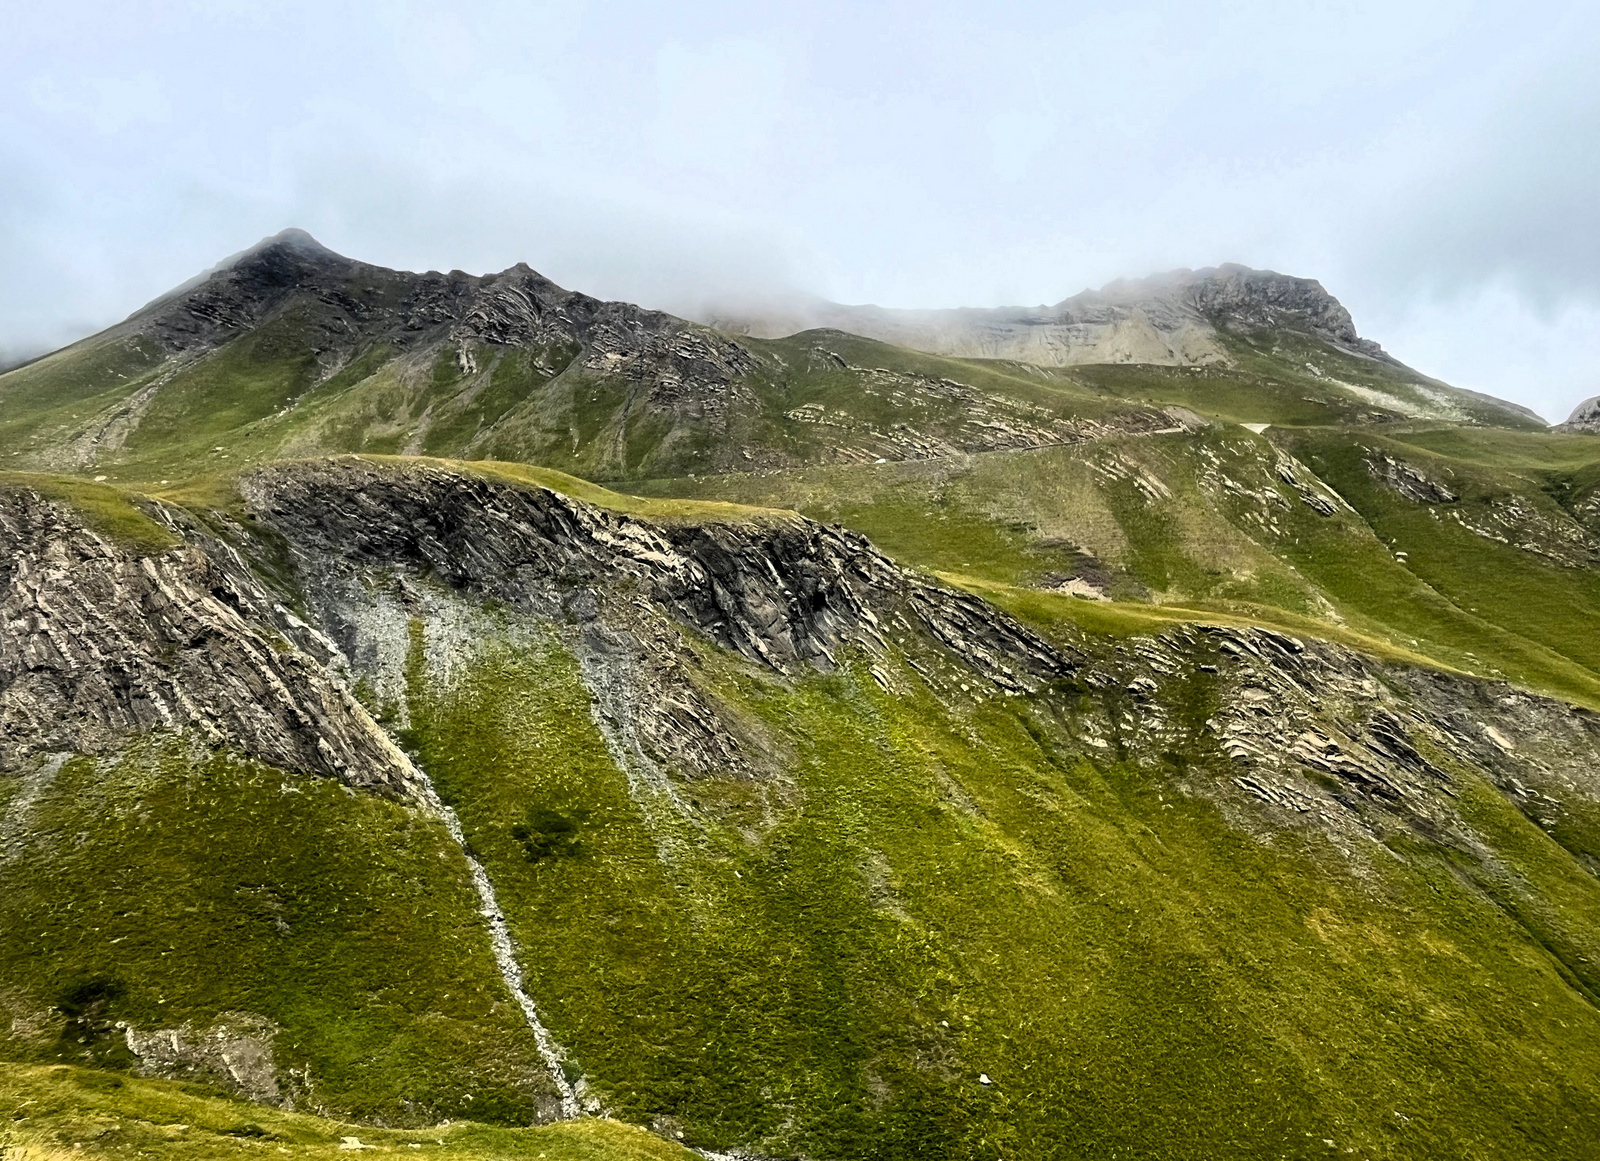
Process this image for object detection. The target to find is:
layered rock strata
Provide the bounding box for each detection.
[0,484,418,792]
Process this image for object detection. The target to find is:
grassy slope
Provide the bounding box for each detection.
[7,451,1600,1156]
[0,334,167,472]
[0,741,555,1125]
[630,423,1600,709]
[0,1061,694,1160]
[0,315,1120,485]
[9,306,1449,487]
[398,611,1600,1160]
[0,472,178,552]
[1283,430,1600,676]
[10,310,1600,1158]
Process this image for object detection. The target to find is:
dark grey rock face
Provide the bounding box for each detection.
[0,459,1074,797]
[1365,451,1459,503]
[240,458,1073,694]
[9,455,1600,872]
[1183,264,1385,357]
[131,229,759,411]
[0,484,419,791]
[1072,619,1600,856]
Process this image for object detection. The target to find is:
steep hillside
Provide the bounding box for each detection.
[6,234,1600,1160]
[0,236,1543,492]
[0,231,1184,484]
[6,459,1600,1160]
[637,419,1600,711]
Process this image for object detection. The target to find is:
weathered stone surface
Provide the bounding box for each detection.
[133,229,759,429]
[123,1013,285,1105]
[1365,451,1459,504]
[0,484,419,792]
[1069,620,1600,860]
[8,456,1600,875]
[1557,394,1600,434]
[241,458,1074,695]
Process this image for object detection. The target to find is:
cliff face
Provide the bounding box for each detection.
[251,459,1600,867]
[9,457,1600,880]
[0,484,417,792]
[1183,264,1383,355]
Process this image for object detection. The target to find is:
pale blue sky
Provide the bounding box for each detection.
[3,1,1597,419]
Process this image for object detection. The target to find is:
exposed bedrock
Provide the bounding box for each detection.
[0,485,418,791]
[240,458,1073,695]
[8,457,1600,872]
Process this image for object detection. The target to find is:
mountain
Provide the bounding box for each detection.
[1559,392,1600,433]
[702,265,1546,425]
[705,263,1376,362]
[0,233,1544,490]
[5,234,1600,1160]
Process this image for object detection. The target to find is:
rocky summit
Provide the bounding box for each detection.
[1559,392,1600,433]
[4,235,1600,1161]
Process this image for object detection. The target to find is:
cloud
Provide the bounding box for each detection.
[0,0,1596,416]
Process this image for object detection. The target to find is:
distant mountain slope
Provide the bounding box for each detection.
[705,264,1545,427]
[0,236,1544,488]
[1558,393,1600,433]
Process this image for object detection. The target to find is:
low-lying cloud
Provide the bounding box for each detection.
[2,0,1595,419]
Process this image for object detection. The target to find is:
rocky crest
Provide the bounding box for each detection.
[1558,394,1600,434]
[1070,619,1600,862]
[9,457,1600,875]
[0,461,1070,799]
[242,458,1072,692]
[704,264,1389,368]
[1183,264,1385,357]
[133,229,759,399]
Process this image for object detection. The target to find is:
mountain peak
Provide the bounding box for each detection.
[703,262,1386,368]
[228,227,347,269]
[1558,394,1600,433]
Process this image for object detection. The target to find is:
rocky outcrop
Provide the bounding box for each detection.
[0,482,420,792]
[1069,620,1600,862]
[10,456,1600,875]
[1184,265,1383,356]
[0,458,1074,800]
[133,229,760,405]
[704,264,1389,368]
[232,458,1600,870]
[223,458,1071,796]
[1557,394,1600,434]
[123,1014,285,1105]
[1365,451,1459,504]
[241,459,1074,696]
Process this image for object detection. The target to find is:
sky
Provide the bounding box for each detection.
[2,1,1597,420]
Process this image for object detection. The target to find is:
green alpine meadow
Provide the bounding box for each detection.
[5,231,1600,1161]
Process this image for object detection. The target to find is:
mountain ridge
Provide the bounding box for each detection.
[8,452,1600,1157]
[0,230,1547,491]
[9,232,1600,1159]
[711,263,1375,364]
